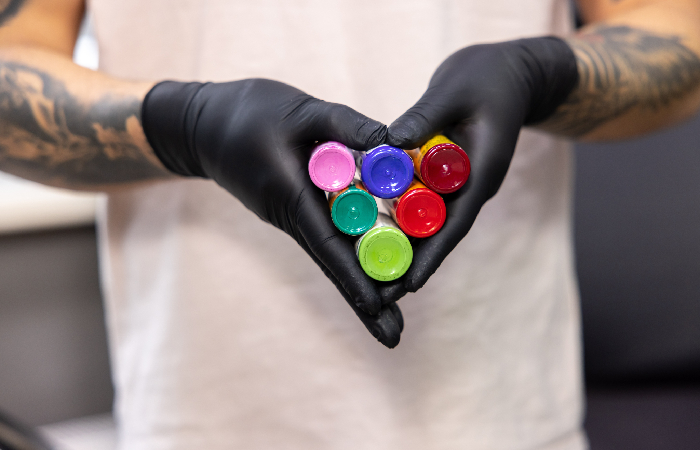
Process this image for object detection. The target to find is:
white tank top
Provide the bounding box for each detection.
[91,1,586,449]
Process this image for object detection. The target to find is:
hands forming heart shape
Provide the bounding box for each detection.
[142,37,579,348]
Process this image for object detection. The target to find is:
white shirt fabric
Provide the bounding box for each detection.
[91,0,586,449]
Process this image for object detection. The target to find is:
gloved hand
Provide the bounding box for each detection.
[141,78,402,347]
[383,37,579,299]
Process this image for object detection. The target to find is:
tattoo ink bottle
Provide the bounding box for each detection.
[354,145,414,199]
[405,135,470,194]
[384,179,446,238]
[328,180,378,236]
[355,213,413,281]
[308,141,356,192]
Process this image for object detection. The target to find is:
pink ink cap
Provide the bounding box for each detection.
[308,142,356,192]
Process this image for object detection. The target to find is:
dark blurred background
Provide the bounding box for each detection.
[577,112,700,448]
[1,113,700,448]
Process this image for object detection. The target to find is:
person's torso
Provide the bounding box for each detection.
[91,1,586,449]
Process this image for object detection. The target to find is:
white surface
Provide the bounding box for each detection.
[0,173,98,234]
[73,13,99,70]
[40,413,117,450]
[0,13,100,234]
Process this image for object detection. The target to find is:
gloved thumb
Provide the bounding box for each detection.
[293,101,388,151]
[386,88,455,149]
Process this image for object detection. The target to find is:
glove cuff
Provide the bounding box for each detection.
[509,37,579,125]
[141,81,208,178]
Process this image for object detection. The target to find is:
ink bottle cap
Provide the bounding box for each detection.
[421,142,470,193]
[308,141,356,192]
[356,145,414,198]
[355,213,413,281]
[406,135,470,194]
[328,181,378,235]
[390,180,446,238]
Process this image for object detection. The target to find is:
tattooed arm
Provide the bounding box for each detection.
[0,0,170,190]
[539,0,700,140]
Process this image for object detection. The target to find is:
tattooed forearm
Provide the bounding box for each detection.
[0,61,170,188]
[541,26,700,137]
[0,0,24,27]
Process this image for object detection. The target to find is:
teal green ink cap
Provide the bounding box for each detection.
[330,185,378,235]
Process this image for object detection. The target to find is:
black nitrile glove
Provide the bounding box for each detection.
[141,79,402,347]
[383,37,579,300]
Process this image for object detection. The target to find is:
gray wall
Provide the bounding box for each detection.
[576,112,700,384]
[0,227,112,426]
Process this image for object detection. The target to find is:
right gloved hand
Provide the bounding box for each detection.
[141,78,402,348]
[382,37,579,301]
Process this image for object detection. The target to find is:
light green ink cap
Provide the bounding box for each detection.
[357,227,413,281]
[331,186,378,235]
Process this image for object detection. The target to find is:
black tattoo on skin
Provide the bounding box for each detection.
[0,0,24,27]
[0,61,169,187]
[543,26,700,136]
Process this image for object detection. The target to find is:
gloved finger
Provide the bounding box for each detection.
[296,235,402,348]
[378,280,408,305]
[387,302,404,333]
[402,115,519,292]
[348,300,402,348]
[292,100,388,151]
[386,86,463,150]
[294,187,383,315]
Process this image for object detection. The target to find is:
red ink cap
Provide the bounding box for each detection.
[395,187,446,238]
[421,143,470,194]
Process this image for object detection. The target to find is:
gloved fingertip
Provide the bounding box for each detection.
[387,117,428,149]
[386,123,414,148]
[382,334,401,349]
[388,303,404,332]
[379,281,408,304]
[356,120,388,151]
[356,295,382,316]
[367,308,402,348]
[404,273,427,293]
[325,104,387,151]
[378,327,401,349]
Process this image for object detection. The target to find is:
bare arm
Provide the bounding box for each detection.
[539,0,700,140]
[0,0,169,190]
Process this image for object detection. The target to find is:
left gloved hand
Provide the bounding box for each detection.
[141,78,402,347]
[381,37,579,300]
